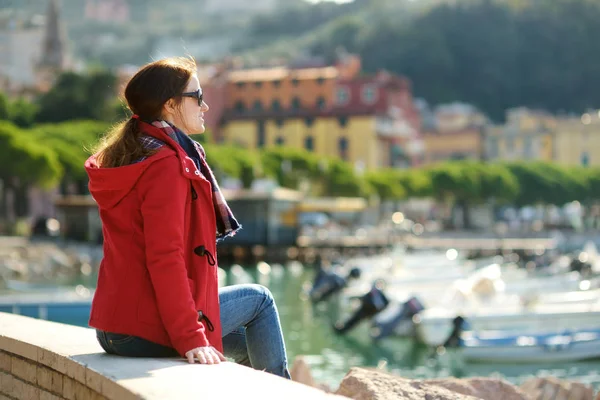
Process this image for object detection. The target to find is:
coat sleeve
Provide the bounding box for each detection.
[138,155,210,356]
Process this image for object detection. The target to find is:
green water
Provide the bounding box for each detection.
[242,265,600,390]
[66,263,600,390]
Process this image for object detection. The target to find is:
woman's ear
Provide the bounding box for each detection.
[162,98,177,118]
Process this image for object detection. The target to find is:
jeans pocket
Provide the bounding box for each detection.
[106,332,136,345]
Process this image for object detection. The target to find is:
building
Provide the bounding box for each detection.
[0,0,69,94]
[0,16,45,93]
[422,103,487,164]
[84,0,130,23]
[553,111,600,167]
[36,0,69,91]
[486,108,555,162]
[203,0,278,15]
[214,55,423,170]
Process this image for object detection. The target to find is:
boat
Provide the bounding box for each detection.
[416,301,600,346]
[459,328,600,363]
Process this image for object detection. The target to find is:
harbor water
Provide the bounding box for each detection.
[4,257,600,390]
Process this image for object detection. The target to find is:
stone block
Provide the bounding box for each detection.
[39,389,64,400]
[10,356,37,383]
[85,369,104,394]
[101,380,138,400]
[20,381,40,400]
[8,376,24,399]
[0,337,37,361]
[64,360,86,385]
[0,351,10,373]
[73,381,95,400]
[38,349,68,376]
[63,378,95,400]
[38,365,64,394]
[0,371,14,396]
[63,376,75,400]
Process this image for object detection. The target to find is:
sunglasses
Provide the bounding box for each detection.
[180,88,203,106]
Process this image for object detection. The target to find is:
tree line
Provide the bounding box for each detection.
[1,118,598,229]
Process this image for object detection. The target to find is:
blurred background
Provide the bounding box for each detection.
[2,0,600,393]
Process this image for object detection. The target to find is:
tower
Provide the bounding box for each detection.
[37,0,68,90]
[41,0,65,69]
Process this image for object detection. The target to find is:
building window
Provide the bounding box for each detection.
[272,99,281,111]
[254,81,262,88]
[305,136,314,151]
[338,116,348,128]
[257,120,266,148]
[316,77,325,85]
[291,97,301,111]
[582,152,590,166]
[362,85,377,104]
[338,137,349,160]
[276,136,285,146]
[336,87,350,105]
[235,101,245,113]
[272,80,281,88]
[291,78,299,87]
[304,117,315,127]
[275,118,285,128]
[316,97,326,110]
[236,82,246,89]
[253,100,263,111]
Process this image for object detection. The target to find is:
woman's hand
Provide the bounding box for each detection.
[185,346,227,364]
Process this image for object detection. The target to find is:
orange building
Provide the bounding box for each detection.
[200,55,423,169]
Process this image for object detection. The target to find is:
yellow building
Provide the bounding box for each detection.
[553,112,600,167]
[422,103,486,164]
[485,108,555,162]
[222,116,379,169]
[219,62,423,170]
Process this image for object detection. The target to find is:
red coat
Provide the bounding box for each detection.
[85,123,222,356]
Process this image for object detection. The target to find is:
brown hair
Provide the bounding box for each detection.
[94,57,197,168]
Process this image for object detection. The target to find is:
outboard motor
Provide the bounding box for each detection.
[310,267,361,304]
[442,315,467,349]
[570,252,592,277]
[333,280,389,334]
[370,296,425,341]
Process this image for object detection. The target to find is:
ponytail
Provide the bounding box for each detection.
[94,117,158,168]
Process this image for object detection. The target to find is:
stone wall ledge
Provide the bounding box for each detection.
[0,312,346,400]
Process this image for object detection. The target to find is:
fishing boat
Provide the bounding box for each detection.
[459,328,600,363]
[416,301,600,346]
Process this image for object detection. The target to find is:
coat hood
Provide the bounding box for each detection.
[85,150,172,210]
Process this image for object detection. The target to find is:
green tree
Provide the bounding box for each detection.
[365,169,406,201]
[9,98,38,128]
[0,122,62,221]
[322,159,369,198]
[261,147,321,191]
[36,71,118,123]
[30,120,108,194]
[0,92,9,120]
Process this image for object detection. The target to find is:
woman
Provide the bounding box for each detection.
[85,57,290,378]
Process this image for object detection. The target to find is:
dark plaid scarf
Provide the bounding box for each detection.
[137,120,241,241]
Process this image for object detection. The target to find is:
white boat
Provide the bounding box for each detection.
[459,328,600,363]
[416,301,600,346]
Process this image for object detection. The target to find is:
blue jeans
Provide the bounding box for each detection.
[96,284,290,379]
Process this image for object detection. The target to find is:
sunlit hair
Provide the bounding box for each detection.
[94,56,197,168]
